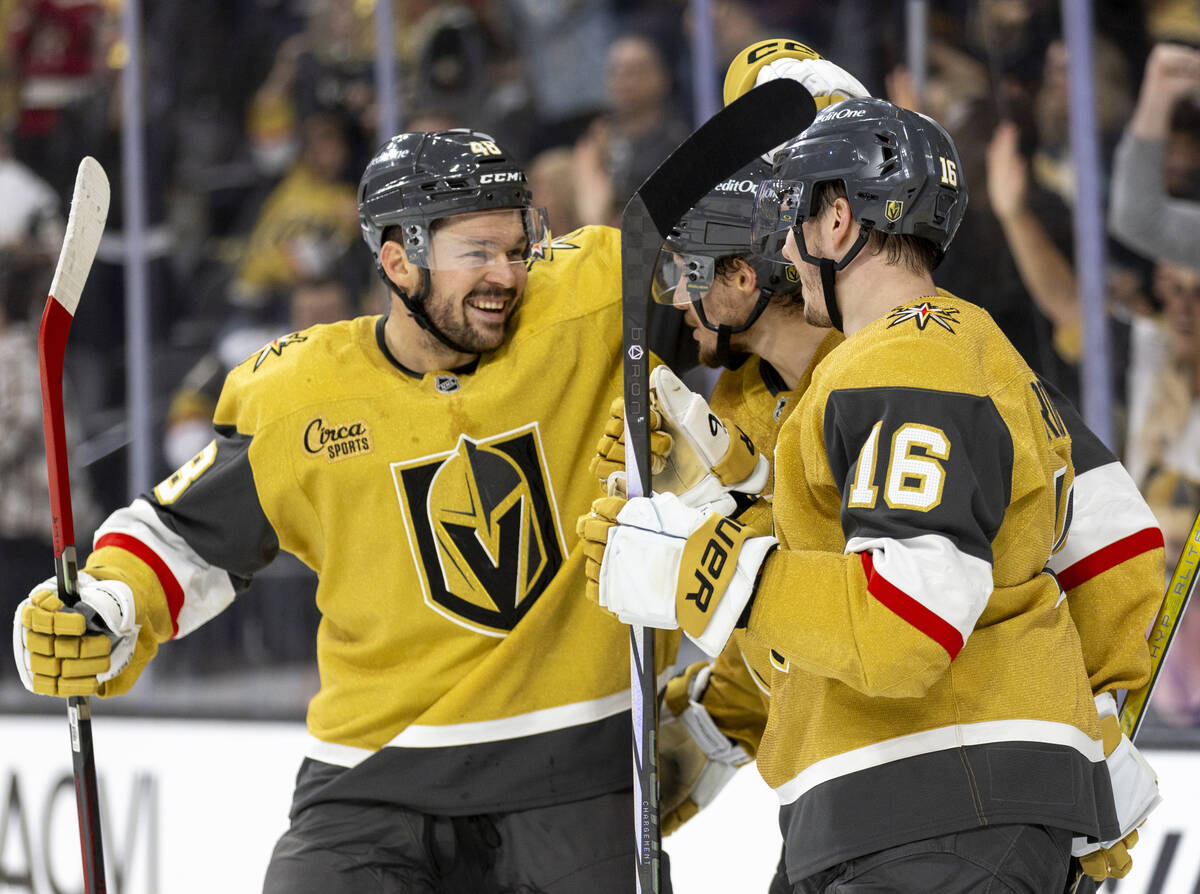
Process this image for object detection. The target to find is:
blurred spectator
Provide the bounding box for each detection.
[497,0,615,152]
[6,0,105,177]
[1110,42,1200,268]
[528,146,581,236]
[1031,38,1134,207]
[39,4,178,427]
[986,119,1082,366]
[0,249,98,594]
[1145,0,1200,46]
[0,127,61,251]
[574,33,690,226]
[246,0,380,180]
[164,274,357,469]
[1125,258,1200,725]
[233,109,361,308]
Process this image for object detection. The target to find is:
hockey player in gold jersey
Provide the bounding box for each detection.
[581,99,1166,892]
[12,129,698,893]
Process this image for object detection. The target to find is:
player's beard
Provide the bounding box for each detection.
[799,267,833,328]
[425,284,520,353]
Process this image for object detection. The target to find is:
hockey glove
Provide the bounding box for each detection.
[648,366,768,507]
[13,572,140,697]
[1072,694,1161,882]
[582,491,776,657]
[590,398,673,489]
[659,661,752,836]
[591,367,769,507]
[723,39,870,109]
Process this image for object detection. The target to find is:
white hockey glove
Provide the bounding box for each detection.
[591,368,767,507]
[659,662,752,836]
[723,39,871,162]
[578,491,776,657]
[750,56,869,110]
[1071,693,1161,882]
[724,39,870,109]
[13,572,140,697]
[648,366,768,507]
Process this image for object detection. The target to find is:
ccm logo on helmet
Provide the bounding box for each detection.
[816,106,868,123]
[479,171,523,184]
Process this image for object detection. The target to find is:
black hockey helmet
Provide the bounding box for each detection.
[751,98,966,330]
[358,128,548,268]
[357,129,549,353]
[653,157,801,365]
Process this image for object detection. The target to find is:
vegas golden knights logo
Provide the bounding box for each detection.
[392,425,565,636]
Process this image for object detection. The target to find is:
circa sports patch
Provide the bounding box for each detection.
[302,418,373,463]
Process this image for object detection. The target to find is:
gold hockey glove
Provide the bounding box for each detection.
[590,397,673,490]
[13,572,140,697]
[1072,694,1161,882]
[659,661,752,836]
[577,495,627,606]
[723,38,870,109]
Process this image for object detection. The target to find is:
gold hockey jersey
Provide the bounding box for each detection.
[81,225,678,814]
[746,295,1151,881]
[678,337,843,754]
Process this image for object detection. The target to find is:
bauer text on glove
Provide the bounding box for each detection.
[595,491,777,656]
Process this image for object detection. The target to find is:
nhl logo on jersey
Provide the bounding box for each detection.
[391,424,565,635]
[435,374,460,393]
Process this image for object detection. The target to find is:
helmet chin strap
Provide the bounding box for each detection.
[792,225,871,334]
[694,290,772,369]
[377,264,476,357]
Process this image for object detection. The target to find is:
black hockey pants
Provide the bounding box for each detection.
[262,789,673,893]
[789,823,1072,893]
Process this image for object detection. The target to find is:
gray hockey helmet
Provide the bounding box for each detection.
[753,97,967,264]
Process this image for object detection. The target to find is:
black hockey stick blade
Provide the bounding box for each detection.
[620,78,816,494]
[618,79,817,894]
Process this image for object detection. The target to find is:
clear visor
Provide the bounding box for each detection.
[651,248,716,305]
[751,179,810,263]
[414,207,550,270]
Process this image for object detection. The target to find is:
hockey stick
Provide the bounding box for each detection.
[38,156,111,894]
[620,78,817,892]
[1069,509,1198,894]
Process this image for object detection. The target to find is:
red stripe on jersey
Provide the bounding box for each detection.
[860,552,965,659]
[1056,527,1165,592]
[95,532,184,638]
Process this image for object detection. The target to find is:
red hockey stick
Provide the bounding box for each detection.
[38,156,111,894]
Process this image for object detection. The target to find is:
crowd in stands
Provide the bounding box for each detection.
[3,0,1200,726]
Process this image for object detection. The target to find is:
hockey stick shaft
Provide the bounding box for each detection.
[38,156,110,894]
[619,80,818,892]
[1068,509,1198,894]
